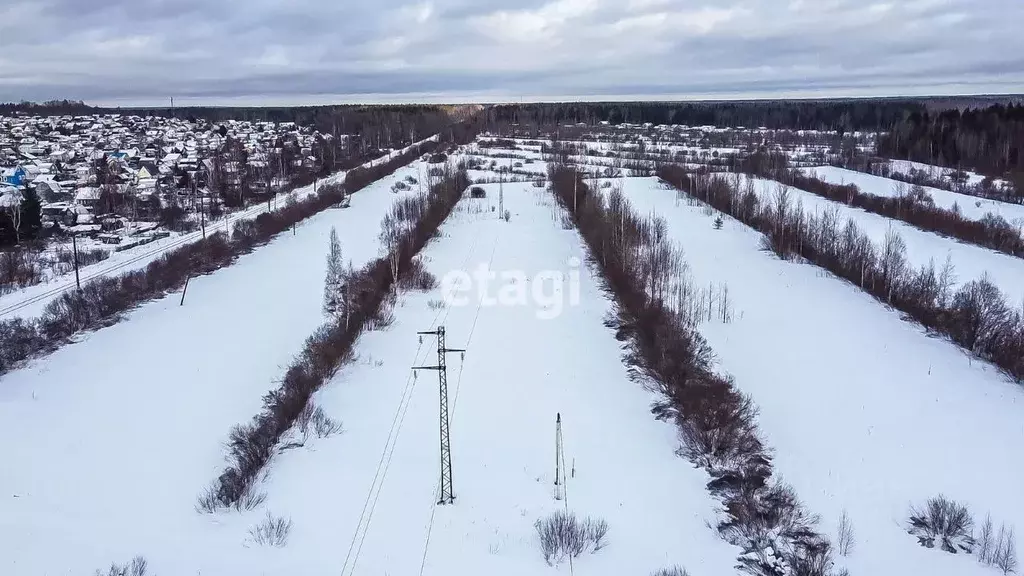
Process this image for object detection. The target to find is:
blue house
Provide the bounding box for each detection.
[1,166,26,187]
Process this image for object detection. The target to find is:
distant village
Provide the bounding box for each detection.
[0,112,339,247]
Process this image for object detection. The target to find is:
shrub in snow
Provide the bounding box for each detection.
[0,317,45,373]
[295,402,344,441]
[908,495,974,553]
[652,566,690,576]
[248,511,292,547]
[93,556,148,576]
[534,510,608,566]
[722,482,833,576]
[399,256,437,291]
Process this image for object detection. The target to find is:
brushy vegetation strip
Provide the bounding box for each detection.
[659,164,1024,385]
[201,163,470,510]
[548,164,836,576]
[743,151,1024,258]
[0,140,441,377]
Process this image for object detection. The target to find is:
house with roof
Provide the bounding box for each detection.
[2,166,26,187]
[75,186,101,209]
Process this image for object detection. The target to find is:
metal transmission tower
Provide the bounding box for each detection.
[413,326,464,505]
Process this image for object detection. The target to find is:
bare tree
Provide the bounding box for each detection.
[2,191,22,244]
[979,514,996,564]
[323,227,344,316]
[880,226,908,302]
[996,527,1018,575]
[836,509,855,556]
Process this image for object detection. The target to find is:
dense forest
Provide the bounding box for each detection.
[483,99,928,132]
[877,104,1024,186]
[0,97,934,133]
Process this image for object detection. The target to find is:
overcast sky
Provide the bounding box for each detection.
[1,0,1022,106]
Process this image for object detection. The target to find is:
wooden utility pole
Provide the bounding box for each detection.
[554,413,564,501]
[71,233,81,291]
[413,326,464,505]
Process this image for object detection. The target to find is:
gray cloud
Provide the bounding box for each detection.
[1,0,1021,105]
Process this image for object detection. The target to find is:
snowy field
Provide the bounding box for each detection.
[803,166,1024,226]
[1,175,737,576]
[12,129,1021,576]
[889,159,1008,189]
[0,163,429,576]
[242,181,738,576]
[619,176,1024,576]
[736,174,1024,306]
[0,135,438,321]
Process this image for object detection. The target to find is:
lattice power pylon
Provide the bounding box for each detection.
[413,326,464,505]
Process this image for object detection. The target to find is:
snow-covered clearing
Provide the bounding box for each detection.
[247,181,737,575]
[738,174,1024,306]
[620,176,1024,576]
[889,159,1008,189]
[803,166,1024,226]
[0,163,429,576]
[0,135,438,321]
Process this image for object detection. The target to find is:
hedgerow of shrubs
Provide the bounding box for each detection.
[548,164,834,576]
[0,139,442,377]
[658,164,1024,384]
[201,163,470,510]
[742,150,1024,258]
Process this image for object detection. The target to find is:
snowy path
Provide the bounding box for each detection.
[0,164,427,576]
[803,165,1024,226]
[0,135,438,321]
[623,177,1024,576]
[738,174,1024,306]
[253,182,738,576]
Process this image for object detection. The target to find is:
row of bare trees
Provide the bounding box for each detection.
[741,151,1024,258]
[201,162,470,510]
[836,157,1019,204]
[659,164,1024,384]
[0,139,444,377]
[548,164,836,576]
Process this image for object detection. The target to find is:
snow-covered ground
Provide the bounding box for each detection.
[0,163,429,576]
[620,176,1024,576]
[0,135,438,321]
[889,159,1007,189]
[803,166,1024,226]
[243,181,738,576]
[2,174,737,576]
[738,174,1024,306]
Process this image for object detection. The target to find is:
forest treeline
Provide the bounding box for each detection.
[878,104,1024,188]
[484,100,926,132]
